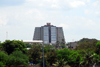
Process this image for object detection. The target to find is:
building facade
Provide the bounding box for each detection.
[33,23,65,44]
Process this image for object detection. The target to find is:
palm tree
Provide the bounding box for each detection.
[56,58,67,67]
[56,41,60,49]
[80,50,100,67]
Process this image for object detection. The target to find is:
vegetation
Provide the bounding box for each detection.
[0,39,100,67]
[1,40,27,55]
[75,38,98,51]
[27,44,41,64]
[7,51,29,67]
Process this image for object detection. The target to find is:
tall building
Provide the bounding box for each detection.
[33,23,65,44]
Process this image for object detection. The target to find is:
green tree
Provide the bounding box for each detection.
[57,48,71,61]
[0,62,5,67]
[1,40,27,55]
[95,41,100,55]
[0,51,8,65]
[57,48,83,67]
[75,38,98,51]
[56,58,67,67]
[46,50,57,65]
[81,49,100,67]
[68,50,83,67]
[28,45,41,64]
[7,50,29,67]
[44,45,54,53]
[56,41,60,48]
[25,43,32,48]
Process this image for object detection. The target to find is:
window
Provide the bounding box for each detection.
[44,27,49,36]
[44,41,48,44]
[44,36,48,40]
[51,41,56,43]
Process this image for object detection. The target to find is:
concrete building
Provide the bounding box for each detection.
[33,23,65,44]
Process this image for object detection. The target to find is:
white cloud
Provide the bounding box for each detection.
[95,11,99,15]
[93,1,99,7]
[59,23,69,30]
[86,0,90,2]
[84,9,92,14]
[0,15,8,27]
[0,0,100,42]
[69,1,85,8]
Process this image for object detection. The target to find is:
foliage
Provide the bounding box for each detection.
[40,57,50,67]
[25,43,32,48]
[56,41,60,48]
[44,45,55,53]
[0,62,5,67]
[7,50,29,67]
[57,48,83,67]
[0,51,8,65]
[61,39,65,45]
[95,41,100,55]
[75,39,98,51]
[68,50,83,67]
[1,40,27,55]
[28,45,41,64]
[56,58,67,67]
[60,44,66,48]
[46,50,57,65]
[80,49,100,66]
[57,48,71,61]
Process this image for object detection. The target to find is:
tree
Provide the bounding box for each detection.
[0,42,3,51]
[56,41,60,48]
[57,48,71,61]
[95,41,100,55]
[68,50,83,67]
[0,51,8,65]
[44,45,55,53]
[7,50,29,67]
[25,43,32,48]
[56,58,67,67]
[61,39,65,48]
[75,39,98,51]
[0,62,5,67]
[46,50,57,65]
[27,45,41,64]
[81,49,100,67]
[1,40,27,55]
[61,39,65,45]
[57,48,83,67]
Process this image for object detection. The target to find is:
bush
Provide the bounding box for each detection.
[7,50,29,67]
[0,62,5,67]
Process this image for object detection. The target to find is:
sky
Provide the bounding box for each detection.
[0,0,100,43]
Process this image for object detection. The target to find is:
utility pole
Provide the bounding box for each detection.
[43,42,45,67]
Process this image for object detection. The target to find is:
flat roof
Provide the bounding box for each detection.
[23,40,43,43]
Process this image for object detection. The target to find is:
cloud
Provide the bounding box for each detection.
[0,0,100,42]
[93,1,99,7]
[86,0,90,2]
[0,0,25,6]
[69,1,85,8]
[84,9,92,14]
[59,23,69,30]
[0,15,8,27]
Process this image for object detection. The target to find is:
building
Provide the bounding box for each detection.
[33,23,65,44]
[23,40,43,45]
[68,42,78,49]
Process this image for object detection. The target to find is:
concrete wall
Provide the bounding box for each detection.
[33,27,41,40]
[57,27,65,43]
